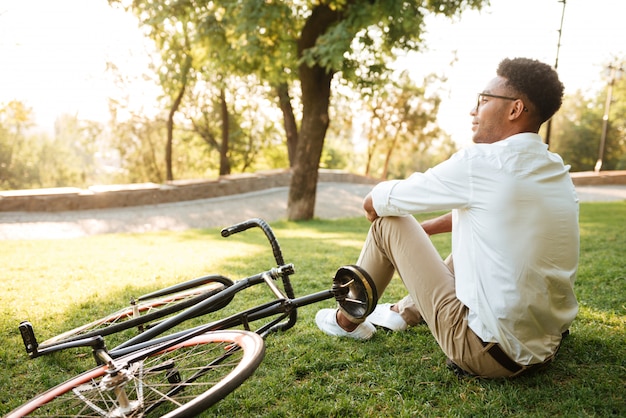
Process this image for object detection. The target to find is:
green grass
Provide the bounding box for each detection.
[1,203,624,417]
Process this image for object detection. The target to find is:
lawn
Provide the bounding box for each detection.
[0,202,624,416]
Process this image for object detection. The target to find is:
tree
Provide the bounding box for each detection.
[108,104,167,183]
[600,61,626,170]
[182,74,288,176]
[0,101,37,189]
[164,51,193,181]
[551,58,626,172]
[184,83,230,175]
[550,91,601,172]
[0,101,105,190]
[359,71,443,179]
[44,115,104,187]
[112,0,487,220]
[285,1,486,219]
[145,7,195,181]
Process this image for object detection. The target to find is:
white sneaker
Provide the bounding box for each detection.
[315,308,376,340]
[367,303,408,331]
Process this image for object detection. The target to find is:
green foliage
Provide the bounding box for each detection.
[604,61,626,170]
[108,111,167,183]
[217,0,299,84]
[552,57,626,171]
[550,91,601,171]
[182,76,288,174]
[301,0,485,78]
[0,102,107,190]
[1,203,624,416]
[0,101,38,189]
[347,70,450,179]
[111,0,489,219]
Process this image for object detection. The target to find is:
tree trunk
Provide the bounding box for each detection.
[165,54,192,182]
[287,72,332,220]
[276,83,298,168]
[381,131,400,180]
[365,141,374,177]
[165,85,186,181]
[287,4,339,221]
[219,88,231,175]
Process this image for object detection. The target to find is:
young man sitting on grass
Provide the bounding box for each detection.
[316,57,579,378]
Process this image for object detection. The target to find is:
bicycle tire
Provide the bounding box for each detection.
[39,275,234,347]
[8,330,265,418]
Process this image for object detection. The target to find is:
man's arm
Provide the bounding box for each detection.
[421,212,452,236]
[365,191,453,235]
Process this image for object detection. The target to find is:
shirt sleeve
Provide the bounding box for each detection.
[371,150,473,216]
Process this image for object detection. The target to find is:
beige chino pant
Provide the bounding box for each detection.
[345,215,514,378]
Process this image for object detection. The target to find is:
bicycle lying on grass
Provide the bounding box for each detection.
[10,218,378,417]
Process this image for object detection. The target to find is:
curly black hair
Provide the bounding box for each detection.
[497,58,564,123]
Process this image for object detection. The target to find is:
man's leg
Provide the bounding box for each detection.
[382,254,454,327]
[352,216,456,328]
[349,216,511,377]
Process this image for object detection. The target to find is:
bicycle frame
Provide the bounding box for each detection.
[19,218,377,363]
[111,264,299,354]
[21,262,368,360]
[110,272,340,358]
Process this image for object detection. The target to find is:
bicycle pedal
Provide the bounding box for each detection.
[18,321,39,358]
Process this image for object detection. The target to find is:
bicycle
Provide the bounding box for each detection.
[9,218,378,417]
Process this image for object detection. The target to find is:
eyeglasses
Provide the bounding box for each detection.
[476,93,528,112]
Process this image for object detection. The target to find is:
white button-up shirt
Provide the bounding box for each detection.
[371,133,579,364]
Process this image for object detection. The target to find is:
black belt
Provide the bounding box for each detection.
[481,330,569,375]
[480,340,525,373]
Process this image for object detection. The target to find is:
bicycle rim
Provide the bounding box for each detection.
[39,280,231,347]
[10,330,265,418]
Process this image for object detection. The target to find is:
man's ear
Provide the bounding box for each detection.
[508,100,527,120]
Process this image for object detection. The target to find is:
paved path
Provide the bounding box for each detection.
[0,183,624,240]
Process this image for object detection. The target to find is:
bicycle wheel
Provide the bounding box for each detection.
[39,275,234,347]
[9,330,265,418]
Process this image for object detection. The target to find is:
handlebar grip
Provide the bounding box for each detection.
[220,218,261,237]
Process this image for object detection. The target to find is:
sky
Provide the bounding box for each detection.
[0,0,624,145]
[0,0,153,127]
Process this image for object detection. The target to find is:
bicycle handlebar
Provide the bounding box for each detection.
[221,218,297,332]
[221,218,285,266]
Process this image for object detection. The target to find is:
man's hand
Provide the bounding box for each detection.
[363,193,379,223]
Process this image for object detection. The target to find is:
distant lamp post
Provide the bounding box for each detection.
[545,0,567,149]
[594,63,624,173]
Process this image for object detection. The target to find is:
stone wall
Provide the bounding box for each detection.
[0,169,378,212]
[1,169,623,213]
[569,170,626,186]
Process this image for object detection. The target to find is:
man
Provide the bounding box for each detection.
[316,57,579,378]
